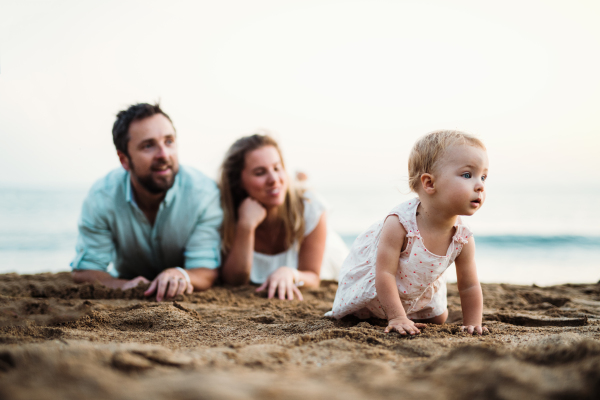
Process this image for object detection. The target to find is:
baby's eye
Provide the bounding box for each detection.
[482,175,487,182]
[461,172,471,179]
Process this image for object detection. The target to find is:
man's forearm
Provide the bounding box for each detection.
[72,270,128,289]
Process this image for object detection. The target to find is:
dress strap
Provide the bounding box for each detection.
[387,198,420,236]
[452,219,473,244]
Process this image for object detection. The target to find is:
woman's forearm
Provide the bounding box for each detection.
[296,270,320,288]
[187,268,219,291]
[295,213,327,289]
[221,223,256,285]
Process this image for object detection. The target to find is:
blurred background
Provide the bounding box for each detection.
[1,0,599,285]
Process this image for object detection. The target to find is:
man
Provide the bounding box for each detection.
[71,103,222,301]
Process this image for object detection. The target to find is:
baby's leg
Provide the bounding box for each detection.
[415,309,448,325]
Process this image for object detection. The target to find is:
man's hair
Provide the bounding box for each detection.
[408,130,486,192]
[112,103,173,156]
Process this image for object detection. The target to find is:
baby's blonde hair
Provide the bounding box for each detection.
[408,130,486,192]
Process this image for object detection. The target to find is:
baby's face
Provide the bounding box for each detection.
[433,144,489,216]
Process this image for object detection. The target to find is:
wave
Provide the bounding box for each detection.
[0,232,78,251]
[475,235,600,247]
[341,234,600,248]
[2,232,600,253]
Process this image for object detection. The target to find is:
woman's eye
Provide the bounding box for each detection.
[461,172,471,179]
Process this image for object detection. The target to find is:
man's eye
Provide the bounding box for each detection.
[166,139,174,145]
[461,172,471,178]
[143,143,153,149]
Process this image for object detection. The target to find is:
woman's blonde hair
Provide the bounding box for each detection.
[219,133,306,255]
[408,130,486,192]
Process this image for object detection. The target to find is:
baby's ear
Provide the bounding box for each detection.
[420,173,435,194]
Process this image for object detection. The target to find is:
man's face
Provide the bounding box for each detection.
[118,114,179,195]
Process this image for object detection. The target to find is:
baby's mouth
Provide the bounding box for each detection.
[471,199,481,206]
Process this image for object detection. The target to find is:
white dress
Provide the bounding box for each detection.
[325,198,472,320]
[250,192,348,283]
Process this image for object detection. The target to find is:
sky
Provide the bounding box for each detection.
[1,0,599,195]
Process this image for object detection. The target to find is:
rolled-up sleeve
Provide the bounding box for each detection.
[183,189,223,269]
[70,192,114,272]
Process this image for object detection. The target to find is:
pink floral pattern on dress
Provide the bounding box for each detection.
[325,198,473,320]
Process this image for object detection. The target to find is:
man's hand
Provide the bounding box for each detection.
[144,268,193,302]
[122,276,150,290]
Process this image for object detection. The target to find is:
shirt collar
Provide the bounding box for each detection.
[125,170,180,208]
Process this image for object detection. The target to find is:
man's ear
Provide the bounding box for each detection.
[420,173,435,195]
[117,150,131,171]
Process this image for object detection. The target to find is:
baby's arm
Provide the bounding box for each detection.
[454,236,488,335]
[376,216,426,335]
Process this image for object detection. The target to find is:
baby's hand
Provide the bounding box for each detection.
[384,317,426,336]
[460,325,489,335]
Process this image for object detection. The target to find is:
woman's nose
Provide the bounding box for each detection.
[265,170,277,183]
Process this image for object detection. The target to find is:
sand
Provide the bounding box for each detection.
[0,272,599,400]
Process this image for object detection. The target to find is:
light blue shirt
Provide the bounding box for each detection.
[71,166,222,279]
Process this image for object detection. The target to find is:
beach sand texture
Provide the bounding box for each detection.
[1,273,599,400]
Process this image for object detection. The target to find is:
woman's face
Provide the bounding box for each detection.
[240,145,288,209]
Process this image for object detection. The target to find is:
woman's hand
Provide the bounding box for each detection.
[256,266,304,301]
[461,325,489,335]
[238,197,267,230]
[384,316,426,335]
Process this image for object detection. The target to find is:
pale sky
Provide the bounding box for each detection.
[1,0,599,193]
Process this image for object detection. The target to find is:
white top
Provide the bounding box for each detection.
[250,192,326,284]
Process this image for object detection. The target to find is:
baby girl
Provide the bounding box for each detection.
[326,130,489,335]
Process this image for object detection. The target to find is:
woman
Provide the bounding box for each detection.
[219,133,344,300]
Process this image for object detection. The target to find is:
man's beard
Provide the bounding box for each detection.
[130,158,178,195]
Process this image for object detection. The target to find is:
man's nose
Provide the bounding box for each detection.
[155,143,169,159]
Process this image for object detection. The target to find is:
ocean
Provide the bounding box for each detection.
[1,185,599,286]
